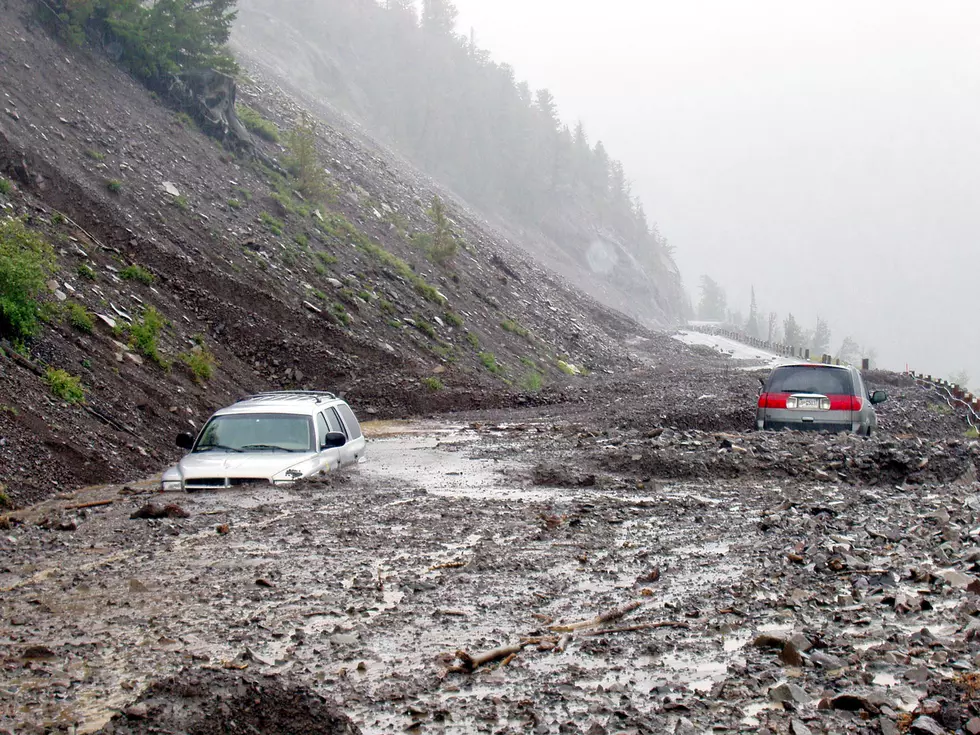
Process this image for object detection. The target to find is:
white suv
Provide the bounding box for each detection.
[161,391,366,492]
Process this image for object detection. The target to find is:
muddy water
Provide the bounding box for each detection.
[0,422,884,733]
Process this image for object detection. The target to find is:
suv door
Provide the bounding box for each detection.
[334,401,366,466]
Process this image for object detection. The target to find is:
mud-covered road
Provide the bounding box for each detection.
[5,403,980,735]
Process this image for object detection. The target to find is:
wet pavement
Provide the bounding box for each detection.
[3,420,980,734]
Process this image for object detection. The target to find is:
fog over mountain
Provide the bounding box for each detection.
[452,0,980,385]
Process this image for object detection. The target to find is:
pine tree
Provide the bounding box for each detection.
[745,287,760,338]
[697,276,726,321]
[783,313,802,348]
[285,112,329,203]
[421,0,458,36]
[812,318,831,354]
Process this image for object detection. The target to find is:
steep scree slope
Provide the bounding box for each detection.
[0,0,654,505]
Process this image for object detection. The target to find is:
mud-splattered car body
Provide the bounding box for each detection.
[161,391,366,491]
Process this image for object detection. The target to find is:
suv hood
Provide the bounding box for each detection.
[178,450,318,480]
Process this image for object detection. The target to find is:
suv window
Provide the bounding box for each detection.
[324,407,344,434]
[767,366,854,396]
[316,412,329,446]
[336,402,363,440]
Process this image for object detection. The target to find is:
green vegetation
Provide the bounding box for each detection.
[51,212,66,225]
[0,179,11,196]
[227,198,242,209]
[237,104,280,142]
[285,112,330,202]
[180,347,216,383]
[380,299,396,314]
[423,195,458,265]
[465,331,479,350]
[520,370,543,392]
[331,303,351,326]
[444,311,464,328]
[106,179,123,193]
[0,485,10,509]
[479,351,503,375]
[0,217,57,342]
[966,426,980,440]
[172,194,189,211]
[422,377,444,392]
[316,251,338,266]
[84,149,105,161]
[126,306,167,367]
[358,289,372,301]
[45,367,85,404]
[294,232,310,248]
[414,318,437,339]
[557,360,580,376]
[119,264,155,284]
[65,302,94,333]
[501,318,531,339]
[77,263,96,280]
[259,212,284,236]
[48,0,238,80]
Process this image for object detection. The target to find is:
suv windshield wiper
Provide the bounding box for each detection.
[194,444,244,453]
[240,444,303,452]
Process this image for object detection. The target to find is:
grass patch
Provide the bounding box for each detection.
[180,347,216,383]
[84,149,106,161]
[0,217,57,342]
[422,376,444,392]
[45,368,85,404]
[51,212,66,225]
[126,306,167,367]
[380,299,396,314]
[413,318,437,339]
[479,351,503,374]
[106,179,123,194]
[465,331,480,350]
[316,251,338,266]
[175,111,197,129]
[237,104,280,143]
[172,194,190,211]
[77,263,97,280]
[501,318,531,339]
[0,179,11,196]
[260,212,284,236]
[444,311,464,328]
[557,360,580,376]
[966,427,980,440]
[227,198,242,209]
[520,370,543,392]
[331,302,350,326]
[119,264,155,284]
[65,302,94,333]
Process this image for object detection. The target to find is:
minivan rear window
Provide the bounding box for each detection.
[767,366,853,396]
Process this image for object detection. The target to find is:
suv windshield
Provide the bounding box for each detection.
[194,413,314,453]
[767,366,854,396]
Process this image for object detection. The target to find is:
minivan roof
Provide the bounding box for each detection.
[214,392,341,416]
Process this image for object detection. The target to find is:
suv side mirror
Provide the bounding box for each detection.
[176,432,195,450]
[321,432,347,450]
[870,390,888,405]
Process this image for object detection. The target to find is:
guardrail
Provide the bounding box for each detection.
[907,372,980,434]
[682,324,870,369]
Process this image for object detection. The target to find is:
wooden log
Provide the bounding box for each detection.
[549,600,643,632]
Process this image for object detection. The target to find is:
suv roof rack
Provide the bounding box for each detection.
[239,390,337,404]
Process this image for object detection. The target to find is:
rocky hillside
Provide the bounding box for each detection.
[230,0,688,328]
[0,0,656,506]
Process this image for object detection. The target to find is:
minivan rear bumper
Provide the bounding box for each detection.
[762,420,856,433]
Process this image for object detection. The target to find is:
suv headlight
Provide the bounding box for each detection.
[161,466,183,492]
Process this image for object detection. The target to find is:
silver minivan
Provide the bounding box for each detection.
[756,364,887,435]
[161,391,366,491]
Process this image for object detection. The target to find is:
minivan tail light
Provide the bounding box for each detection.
[759,393,789,409]
[828,395,862,411]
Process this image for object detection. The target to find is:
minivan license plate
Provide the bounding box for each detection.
[798,398,820,409]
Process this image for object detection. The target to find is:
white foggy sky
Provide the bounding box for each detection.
[450,0,979,383]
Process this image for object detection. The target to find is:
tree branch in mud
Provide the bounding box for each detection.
[452,644,527,673]
[549,600,644,632]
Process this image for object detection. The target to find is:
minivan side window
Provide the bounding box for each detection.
[336,403,363,440]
